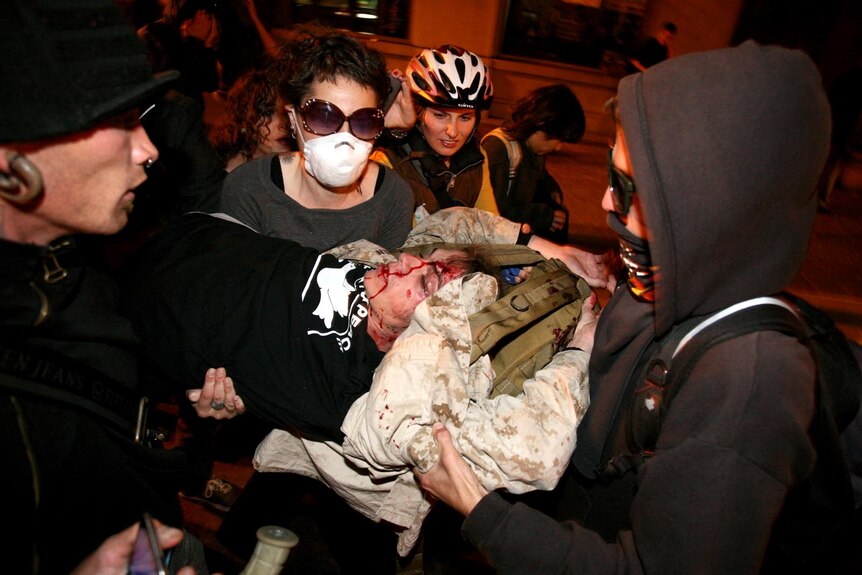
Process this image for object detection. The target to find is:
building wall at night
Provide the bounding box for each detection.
[361,0,744,140]
[268,1,859,141]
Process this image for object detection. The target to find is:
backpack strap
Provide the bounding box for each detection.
[482,128,522,197]
[633,298,805,454]
[599,297,805,479]
[469,258,586,363]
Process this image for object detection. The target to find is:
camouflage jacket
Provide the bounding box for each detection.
[253,207,591,555]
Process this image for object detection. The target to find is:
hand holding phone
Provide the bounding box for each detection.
[129,513,168,575]
[382,71,417,131]
[383,73,404,113]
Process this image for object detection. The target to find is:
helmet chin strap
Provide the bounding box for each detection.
[0,151,44,204]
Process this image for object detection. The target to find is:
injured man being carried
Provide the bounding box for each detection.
[129,207,603,555]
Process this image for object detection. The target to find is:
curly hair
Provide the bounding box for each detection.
[270,26,391,108]
[210,69,282,164]
[501,84,586,143]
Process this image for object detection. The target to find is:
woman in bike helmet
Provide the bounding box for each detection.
[373,45,500,220]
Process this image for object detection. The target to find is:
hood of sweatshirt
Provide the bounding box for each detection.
[617,40,831,336]
[572,41,831,476]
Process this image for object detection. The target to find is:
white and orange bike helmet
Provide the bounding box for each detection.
[406,45,494,110]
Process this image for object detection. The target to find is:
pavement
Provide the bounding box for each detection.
[179,135,862,574]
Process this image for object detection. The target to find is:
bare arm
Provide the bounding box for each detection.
[242,0,280,59]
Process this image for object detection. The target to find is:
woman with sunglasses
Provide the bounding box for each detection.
[373,45,500,220]
[218,29,415,252]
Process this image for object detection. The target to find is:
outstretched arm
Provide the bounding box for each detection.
[528,235,615,291]
[402,207,614,290]
[242,0,280,59]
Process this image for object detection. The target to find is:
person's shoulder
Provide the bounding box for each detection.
[370,147,399,169]
[223,154,278,191]
[480,131,509,152]
[378,164,413,197]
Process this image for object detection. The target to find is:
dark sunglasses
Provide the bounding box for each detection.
[608,148,636,215]
[298,99,385,141]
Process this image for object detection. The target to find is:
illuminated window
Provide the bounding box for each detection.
[502,0,647,71]
[285,0,410,38]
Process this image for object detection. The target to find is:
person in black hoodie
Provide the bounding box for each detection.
[415,41,855,574]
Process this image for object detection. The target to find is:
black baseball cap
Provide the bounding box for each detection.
[0,0,179,143]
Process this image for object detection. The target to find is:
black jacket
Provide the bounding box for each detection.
[0,236,184,574]
[125,213,384,441]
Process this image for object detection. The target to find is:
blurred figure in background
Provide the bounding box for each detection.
[626,21,677,73]
[138,0,224,104]
[482,84,586,243]
[209,68,294,172]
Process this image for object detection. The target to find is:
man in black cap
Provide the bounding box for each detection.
[0,1,207,572]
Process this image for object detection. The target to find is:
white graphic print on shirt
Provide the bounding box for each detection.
[302,255,373,352]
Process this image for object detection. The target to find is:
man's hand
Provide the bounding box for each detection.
[550,209,566,232]
[70,519,196,575]
[383,69,417,130]
[187,367,245,419]
[414,423,489,518]
[566,292,599,353]
[528,236,615,291]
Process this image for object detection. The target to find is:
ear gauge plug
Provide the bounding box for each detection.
[0,151,44,204]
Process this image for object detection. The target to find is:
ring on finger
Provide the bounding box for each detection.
[210,400,226,410]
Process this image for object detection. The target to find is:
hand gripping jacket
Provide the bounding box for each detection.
[397,241,593,398]
[406,44,494,109]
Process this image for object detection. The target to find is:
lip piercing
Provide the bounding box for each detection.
[144,158,155,169]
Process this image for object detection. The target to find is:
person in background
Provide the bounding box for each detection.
[218,28,415,251]
[0,0,208,572]
[626,21,677,73]
[373,45,499,220]
[415,41,858,575]
[138,0,224,104]
[209,68,294,172]
[482,84,586,243]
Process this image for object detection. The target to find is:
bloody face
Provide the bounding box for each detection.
[363,249,470,342]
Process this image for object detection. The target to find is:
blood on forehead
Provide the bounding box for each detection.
[366,253,468,300]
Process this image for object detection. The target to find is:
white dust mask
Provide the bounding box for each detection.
[301,130,373,188]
